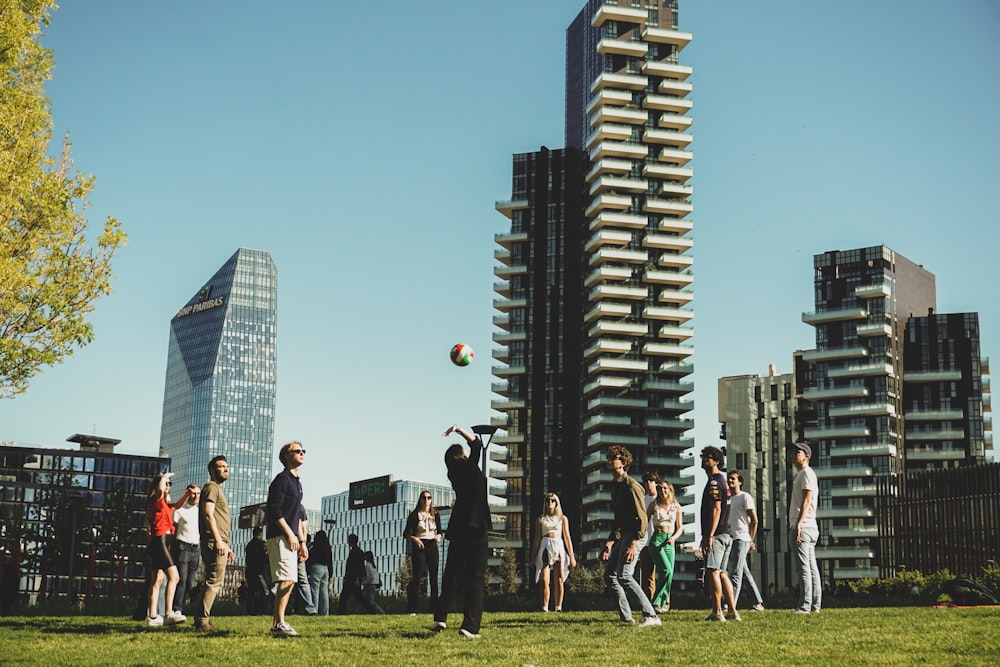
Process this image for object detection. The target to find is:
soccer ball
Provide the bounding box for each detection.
[450,343,474,367]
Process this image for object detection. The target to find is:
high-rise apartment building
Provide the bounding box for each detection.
[159,248,277,559]
[492,0,696,577]
[800,245,936,579]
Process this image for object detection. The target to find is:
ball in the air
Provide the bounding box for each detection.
[450,343,474,367]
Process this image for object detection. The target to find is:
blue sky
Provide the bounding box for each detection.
[2,1,998,510]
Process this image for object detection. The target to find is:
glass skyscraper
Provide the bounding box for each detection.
[159,248,277,558]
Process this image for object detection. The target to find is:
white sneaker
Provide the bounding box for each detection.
[270,622,298,637]
[638,615,662,628]
[165,612,186,625]
[458,628,481,639]
[704,611,727,622]
[429,621,446,632]
[726,611,742,622]
[146,615,163,627]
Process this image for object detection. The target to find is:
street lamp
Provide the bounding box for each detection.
[471,425,502,476]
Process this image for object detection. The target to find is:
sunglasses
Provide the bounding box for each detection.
[421,494,432,499]
[546,498,558,503]
[289,449,306,455]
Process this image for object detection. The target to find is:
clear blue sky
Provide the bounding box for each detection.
[3,1,998,510]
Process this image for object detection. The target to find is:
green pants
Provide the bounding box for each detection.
[648,530,675,608]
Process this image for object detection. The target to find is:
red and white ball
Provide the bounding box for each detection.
[450,343,474,367]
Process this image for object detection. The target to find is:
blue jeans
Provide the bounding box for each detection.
[296,560,316,614]
[728,538,763,607]
[308,564,330,616]
[794,527,821,612]
[604,532,657,622]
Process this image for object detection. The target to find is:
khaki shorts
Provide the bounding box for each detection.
[267,535,298,583]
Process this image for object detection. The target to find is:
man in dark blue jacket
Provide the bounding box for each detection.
[266,441,305,637]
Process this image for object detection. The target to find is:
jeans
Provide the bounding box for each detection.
[171,540,200,613]
[794,526,822,612]
[361,584,386,614]
[308,564,330,616]
[729,538,763,607]
[604,532,657,622]
[296,560,316,614]
[407,539,440,613]
[648,531,675,609]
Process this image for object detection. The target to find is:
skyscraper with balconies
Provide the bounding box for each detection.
[159,248,277,560]
[491,0,696,580]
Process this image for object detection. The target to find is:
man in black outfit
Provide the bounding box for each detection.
[244,527,271,614]
[430,424,491,639]
[337,534,366,614]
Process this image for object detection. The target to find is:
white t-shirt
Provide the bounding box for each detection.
[791,466,819,530]
[728,491,756,541]
[173,502,200,545]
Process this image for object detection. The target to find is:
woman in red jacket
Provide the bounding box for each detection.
[145,472,192,626]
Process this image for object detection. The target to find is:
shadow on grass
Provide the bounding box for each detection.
[0,618,112,634]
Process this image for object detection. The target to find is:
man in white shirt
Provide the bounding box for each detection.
[790,441,821,613]
[726,470,764,611]
[171,484,200,616]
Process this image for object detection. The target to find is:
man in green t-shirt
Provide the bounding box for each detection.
[195,455,235,631]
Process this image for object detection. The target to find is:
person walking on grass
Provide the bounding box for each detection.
[530,492,576,612]
[600,445,661,628]
[337,534,367,614]
[636,471,660,601]
[404,490,443,615]
[791,441,821,614]
[647,480,682,614]
[195,455,235,631]
[266,441,306,637]
[699,446,739,622]
[361,551,387,615]
[430,424,492,639]
[727,469,765,612]
[144,472,193,627]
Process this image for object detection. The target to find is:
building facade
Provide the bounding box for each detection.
[321,479,455,597]
[158,248,278,560]
[0,436,165,606]
[491,0,696,582]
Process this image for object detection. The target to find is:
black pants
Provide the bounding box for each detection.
[434,533,488,634]
[407,539,440,613]
[171,540,200,613]
[337,578,364,614]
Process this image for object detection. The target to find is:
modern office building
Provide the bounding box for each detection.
[492,0,696,580]
[159,248,278,560]
[717,366,802,597]
[321,479,456,596]
[0,435,165,606]
[902,312,991,469]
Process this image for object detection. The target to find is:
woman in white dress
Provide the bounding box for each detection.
[530,492,576,612]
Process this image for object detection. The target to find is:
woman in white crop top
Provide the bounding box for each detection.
[646,481,682,613]
[530,492,576,612]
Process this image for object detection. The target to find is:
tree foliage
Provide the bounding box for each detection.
[0,0,127,398]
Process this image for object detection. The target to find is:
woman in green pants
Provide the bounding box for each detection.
[647,481,683,614]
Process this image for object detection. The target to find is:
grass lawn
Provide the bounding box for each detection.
[1,607,998,666]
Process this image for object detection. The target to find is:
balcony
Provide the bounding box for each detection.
[645,196,693,216]
[643,233,693,252]
[904,370,963,383]
[828,402,895,418]
[803,384,869,400]
[660,398,694,413]
[658,78,693,96]
[588,395,647,410]
[642,305,693,322]
[584,301,631,323]
[658,324,694,340]
[589,247,647,265]
[585,193,632,217]
[801,346,868,363]
[645,453,691,467]
[592,4,647,26]
[644,94,693,113]
[590,210,648,231]
[905,408,963,421]
[645,380,694,394]
[584,265,633,287]
[657,112,694,131]
[492,433,523,446]
[642,26,693,49]
[816,547,875,560]
[829,526,878,539]
[802,307,867,325]
[855,283,891,299]
[830,484,878,498]
[585,229,632,252]
[588,320,647,337]
[856,321,893,337]
[658,217,693,234]
[494,231,528,248]
[490,399,525,411]
[643,342,694,358]
[642,60,692,80]
[493,263,527,279]
[491,347,508,363]
[657,289,694,305]
[586,123,634,148]
[644,163,692,181]
[587,157,633,181]
[597,38,648,58]
[492,313,509,330]
[589,356,647,374]
[586,431,647,448]
[656,252,694,269]
[590,175,648,195]
[827,362,894,379]
[492,297,526,312]
[816,507,874,519]
[590,140,647,162]
[658,182,694,197]
[590,105,647,125]
[644,128,693,147]
[906,447,966,461]
[492,365,525,378]
[490,381,508,396]
[493,281,510,298]
[583,414,631,432]
[590,71,648,92]
[586,88,633,114]
[905,428,966,441]
[657,361,694,376]
[643,268,693,287]
[494,199,528,219]
[590,284,648,302]
[804,425,871,439]
[816,465,873,479]
[583,338,632,359]
[982,356,990,374]
[829,443,896,458]
[587,468,612,485]
[656,148,693,166]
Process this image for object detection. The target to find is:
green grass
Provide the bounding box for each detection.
[1,607,998,666]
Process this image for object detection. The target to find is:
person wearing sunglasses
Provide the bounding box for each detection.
[265,441,306,637]
[144,472,193,627]
[404,490,443,615]
[530,492,576,612]
[646,481,682,614]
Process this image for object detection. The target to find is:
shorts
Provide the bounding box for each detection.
[705,533,733,571]
[148,534,175,570]
[267,535,298,583]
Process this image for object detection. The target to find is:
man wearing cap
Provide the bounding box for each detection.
[791,441,821,614]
